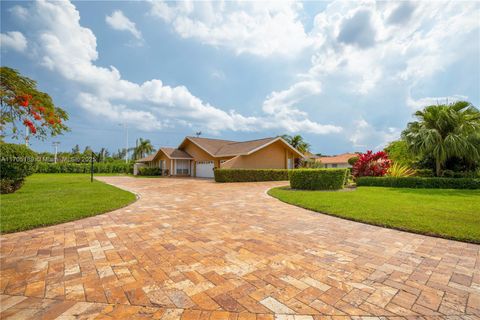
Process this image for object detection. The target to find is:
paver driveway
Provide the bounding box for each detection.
[1,177,479,319]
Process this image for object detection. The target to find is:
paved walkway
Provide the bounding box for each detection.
[1,177,479,319]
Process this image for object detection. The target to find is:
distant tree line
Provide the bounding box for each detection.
[38,138,156,163]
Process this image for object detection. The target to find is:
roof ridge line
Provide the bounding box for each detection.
[223,137,276,146]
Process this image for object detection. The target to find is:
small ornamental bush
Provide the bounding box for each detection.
[352,150,391,178]
[348,156,359,166]
[0,143,37,193]
[356,177,480,189]
[290,169,348,190]
[386,163,415,177]
[138,167,163,176]
[214,169,289,182]
[302,159,324,168]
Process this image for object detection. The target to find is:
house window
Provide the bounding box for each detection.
[331,164,338,168]
[176,159,190,175]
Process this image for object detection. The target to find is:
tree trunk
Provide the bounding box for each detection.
[435,159,441,177]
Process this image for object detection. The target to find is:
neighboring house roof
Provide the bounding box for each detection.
[304,151,319,159]
[136,154,156,162]
[318,153,358,164]
[181,136,304,158]
[160,147,193,159]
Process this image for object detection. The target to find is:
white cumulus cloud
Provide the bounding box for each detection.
[149,1,312,57]
[15,0,339,136]
[106,10,142,40]
[0,31,27,52]
[259,0,478,149]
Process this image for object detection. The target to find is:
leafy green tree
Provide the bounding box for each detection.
[384,140,417,167]
[131,138,155,160]
[402,101,480,176]
[0,66,68,140]
[280,134,311,154]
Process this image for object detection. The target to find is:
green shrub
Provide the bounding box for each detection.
[415,169,434,177]
[35,161,133,174]
[356,177,480,189]
[348,156,359,166]
[138,167,163,176]
[290,169,348,190]
[0,143,37,193]
[214,169,289,182]
[301,159,324,168]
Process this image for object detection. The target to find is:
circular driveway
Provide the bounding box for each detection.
[1,177,479,319]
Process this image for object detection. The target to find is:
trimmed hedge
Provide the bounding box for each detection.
[214,169,289,182]
[290,169,348,190]
[356,177,480,189]
[138,167,165,176]
[0,143,37,193]
[36,162,133,174]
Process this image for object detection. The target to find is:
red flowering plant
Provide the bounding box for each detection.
[1,67,68,140]
[352,150,391,178]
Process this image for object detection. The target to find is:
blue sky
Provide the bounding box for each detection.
[1,0,479,155]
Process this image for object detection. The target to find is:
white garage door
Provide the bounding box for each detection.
[196,161,215,178]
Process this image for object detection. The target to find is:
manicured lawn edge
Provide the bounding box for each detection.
[267,186,480,244]
[1,175,138,233]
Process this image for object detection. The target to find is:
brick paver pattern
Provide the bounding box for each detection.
[1,177,479,319]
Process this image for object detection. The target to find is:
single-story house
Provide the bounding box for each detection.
[135,136,304,178]
[317,153,358,169]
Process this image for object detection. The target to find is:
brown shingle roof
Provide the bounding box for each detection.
[215,137,278,156]
[186,136,283,156]
[160,148,193,159]
[185,137,236,155]
[136,154,156,162]
[318,153,358,164]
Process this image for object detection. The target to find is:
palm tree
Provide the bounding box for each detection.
[97,147,109,162]
[401,101,480,176]
[132,138,155,160]
[281,134,311,154]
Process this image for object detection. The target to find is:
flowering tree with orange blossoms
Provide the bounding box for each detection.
[0,66,68,141]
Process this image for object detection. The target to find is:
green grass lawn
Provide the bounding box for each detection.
[268,186,480,243]
[1,174,136,233]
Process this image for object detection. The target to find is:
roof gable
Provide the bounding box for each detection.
[180,137,235,157]
[160,148,193,159]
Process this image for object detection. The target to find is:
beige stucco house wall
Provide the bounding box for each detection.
[220,140,295,169]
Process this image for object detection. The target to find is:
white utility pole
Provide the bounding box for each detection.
[25,125,29,147]
[119,123,129,163]
[52,141,60,163]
